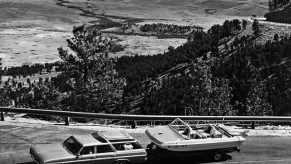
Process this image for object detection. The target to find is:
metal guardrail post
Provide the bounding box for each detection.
[131,121,136,129]
[1,112,4,121]
[65,117,70,126]
[252,121,255,129]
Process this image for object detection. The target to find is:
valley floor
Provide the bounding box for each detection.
[0,0,268,67]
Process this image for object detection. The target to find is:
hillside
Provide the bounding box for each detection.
[116,20,291,116]
[265,4,291,23]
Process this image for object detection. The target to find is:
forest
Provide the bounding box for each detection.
[265,0,291,23]
[268,0,290,11]
[0,19,291,117]
[140,23,203,35]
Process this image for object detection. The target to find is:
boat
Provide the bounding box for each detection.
[145,118,246,154]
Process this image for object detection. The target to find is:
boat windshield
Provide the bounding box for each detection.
[169,119,233,139]
[63,136,82,155]
[169,118,190,134]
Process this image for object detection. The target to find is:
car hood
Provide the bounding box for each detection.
[30,144,75,163]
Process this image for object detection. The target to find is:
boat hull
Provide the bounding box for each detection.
[147,144,239,163]
[159,136,245,152]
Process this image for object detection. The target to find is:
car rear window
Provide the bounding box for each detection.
[91,133,108,143]
[63,137,82,155]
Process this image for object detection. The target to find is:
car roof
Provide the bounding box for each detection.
[97,131,135,142]
[72,134,107,147]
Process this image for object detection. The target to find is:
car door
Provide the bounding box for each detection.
[94,144,116,164]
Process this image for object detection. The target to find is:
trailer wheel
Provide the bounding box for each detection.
[147,143,157,151]
[213,152,223,161]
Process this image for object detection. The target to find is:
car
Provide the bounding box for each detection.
[30,131,147,164]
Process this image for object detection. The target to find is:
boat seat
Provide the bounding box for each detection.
[210,126,223,138]
[190,130,207,139]
[204,125,222,138]
[182,128,190,136]
[200,132,210,138]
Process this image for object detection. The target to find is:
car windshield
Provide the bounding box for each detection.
[63,137,82,155]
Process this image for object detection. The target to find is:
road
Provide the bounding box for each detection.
[248,17,291,27]
[1,122,291,164]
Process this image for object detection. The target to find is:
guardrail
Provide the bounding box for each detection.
[1,106,291,124]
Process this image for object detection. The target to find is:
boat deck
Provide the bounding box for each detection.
[145,125,186,144]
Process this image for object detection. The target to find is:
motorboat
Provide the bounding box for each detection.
[145,118,246,153]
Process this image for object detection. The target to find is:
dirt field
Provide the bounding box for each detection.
[0,0,94,67]
[112,35,187,57]
[0,0,269,67]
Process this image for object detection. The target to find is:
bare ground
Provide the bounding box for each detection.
[0,0,269,67]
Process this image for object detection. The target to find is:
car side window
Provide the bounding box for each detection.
[113,142,142,151]
[80,146,95,155]
[97,145,114,153]
[113,144,125,151]
[131,142,142,149]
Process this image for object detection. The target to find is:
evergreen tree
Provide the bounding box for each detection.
[274,33,279,42]
[233,19,241,31]
[252,20,260,36]
[242,19,247,29]
[57,25,126,113]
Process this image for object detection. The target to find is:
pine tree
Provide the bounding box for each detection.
[252,20,260,36]
[274,33,279,42]
[57,25,126,113]
[242,19,247,29]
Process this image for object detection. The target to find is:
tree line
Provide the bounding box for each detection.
[2,62,60,78]
[140,23,203,35]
